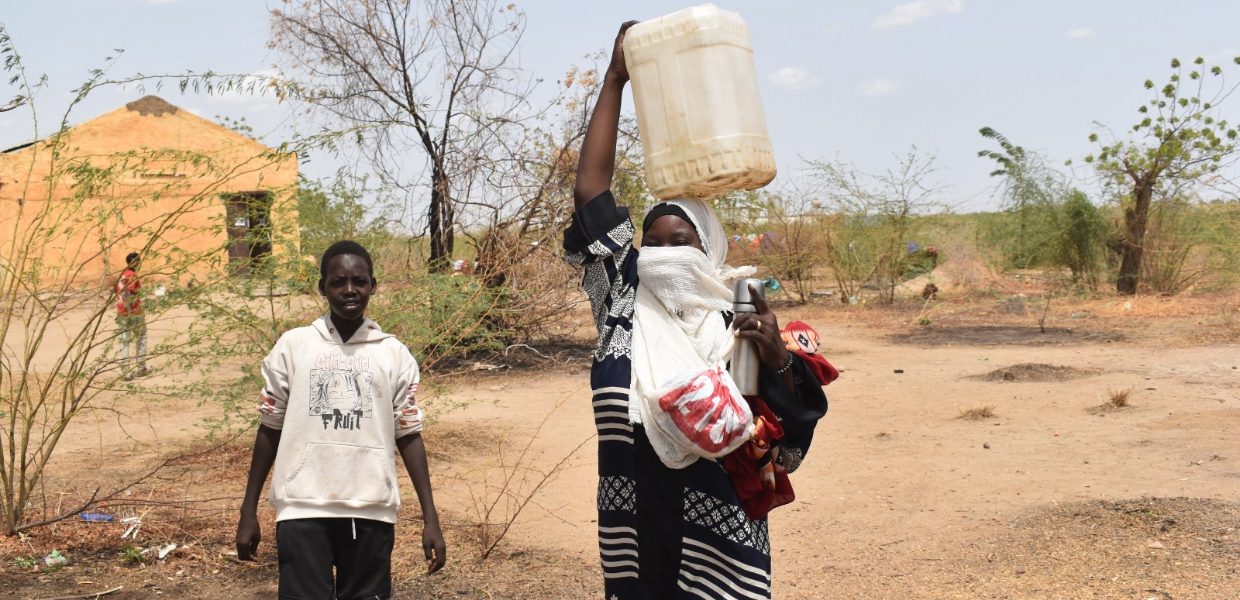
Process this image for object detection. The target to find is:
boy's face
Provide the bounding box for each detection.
[321,254,375,322]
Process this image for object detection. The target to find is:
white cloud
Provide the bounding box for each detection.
[857,79,901,97]
[1066,26,1097,40]
[769,67,822,91]
[871,0,963,30]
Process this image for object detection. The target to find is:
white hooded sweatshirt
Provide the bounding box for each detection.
[257,315,424,524]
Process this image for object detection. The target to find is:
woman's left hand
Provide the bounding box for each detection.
[733,282,790,371]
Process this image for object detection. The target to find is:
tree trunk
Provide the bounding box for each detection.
[1116,181,1153,295]
[427,167,453,273]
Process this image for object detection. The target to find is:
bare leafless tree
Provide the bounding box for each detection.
[808,148,945,304]
[270,0,538,271]
[446,62,646,338]
[747,184,828,303]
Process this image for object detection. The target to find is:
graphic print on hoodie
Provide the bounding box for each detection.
[310,352,374,431]
[257,315,423,524]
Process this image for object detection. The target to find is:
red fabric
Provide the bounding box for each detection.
[796,351,839,386]
[656,366,751,455]
[721,398,795,520]
[115,268,141,316]
[723,320,840,519]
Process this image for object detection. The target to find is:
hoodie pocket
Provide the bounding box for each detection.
[284,442,394,505]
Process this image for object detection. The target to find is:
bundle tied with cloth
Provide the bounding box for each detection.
[721,319,838,519]
[629,199,757,468]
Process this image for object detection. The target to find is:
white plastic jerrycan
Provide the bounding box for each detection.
[623,4,776,201]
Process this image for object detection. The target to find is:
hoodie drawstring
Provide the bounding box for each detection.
[351,518,357,540]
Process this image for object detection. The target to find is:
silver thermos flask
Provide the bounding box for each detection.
[730,278,764,396]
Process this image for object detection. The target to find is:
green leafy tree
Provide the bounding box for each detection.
[978,127,1065,268]
[295,175,368,261]
[0,29,293,533]
[1084,56,1240,295]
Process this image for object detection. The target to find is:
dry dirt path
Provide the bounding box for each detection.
[26,303,1240,598]
[429,316,1240,598]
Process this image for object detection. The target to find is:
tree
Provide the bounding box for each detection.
[1084,56,1240,295]
[745,185,826,304]
[295,175,370,261]
[458,64,617,284]
[0,46,295,533]
[455,61,647,338]
[270,0,534,272]
[807,148,944,304]
[978,127,1066,268]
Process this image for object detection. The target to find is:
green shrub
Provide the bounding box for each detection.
[368,274,505,367]
[903,246,940,279]
[1054,190,1110,287]
[978,203,1062,270]
[1201,202,1240,288]
[1140,199,1240,293]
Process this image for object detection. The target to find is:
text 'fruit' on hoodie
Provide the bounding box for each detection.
[257,315,424,524]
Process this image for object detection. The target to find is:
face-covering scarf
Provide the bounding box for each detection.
[630,199,757,469]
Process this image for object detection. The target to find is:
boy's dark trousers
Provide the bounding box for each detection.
[276,517,394,600]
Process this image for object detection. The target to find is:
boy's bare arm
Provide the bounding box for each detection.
[397,432,446,574]
[236,425,280,561]
[573,21,638,211]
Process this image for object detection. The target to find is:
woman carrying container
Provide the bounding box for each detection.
[564,21,830,600]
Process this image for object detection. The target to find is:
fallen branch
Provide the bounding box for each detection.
[13,430,247,534]
[221,554,276,568]
[37,586,123,600]
[15,489,100,533]
[92,495,243,511]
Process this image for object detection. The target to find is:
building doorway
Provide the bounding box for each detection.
[223,191,273,274]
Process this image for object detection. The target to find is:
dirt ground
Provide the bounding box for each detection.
[3,291,1240,599]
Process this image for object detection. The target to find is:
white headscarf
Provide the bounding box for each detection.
[630,199,756,468]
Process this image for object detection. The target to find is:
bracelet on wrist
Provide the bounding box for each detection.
[772,351,795,375]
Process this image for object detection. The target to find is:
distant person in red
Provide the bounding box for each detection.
[116,251,148,381]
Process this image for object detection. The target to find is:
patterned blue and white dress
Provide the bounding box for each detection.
[564,191,828,599]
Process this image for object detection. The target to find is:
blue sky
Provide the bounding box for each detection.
[4,1,1240,212]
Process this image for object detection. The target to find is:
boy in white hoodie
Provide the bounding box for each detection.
[236,240,446,599]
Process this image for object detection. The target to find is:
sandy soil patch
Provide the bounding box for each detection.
[4,293,1240,598]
